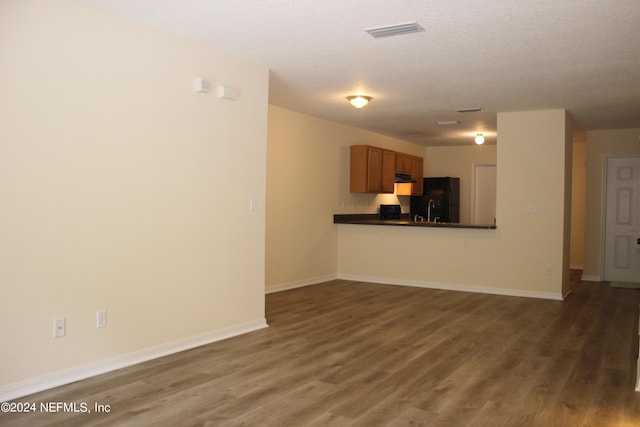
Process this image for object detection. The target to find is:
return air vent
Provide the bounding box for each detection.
[365,22,424,38]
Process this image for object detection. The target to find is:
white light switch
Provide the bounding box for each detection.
[249,197,257,211]
[53,317,66,338]
[96,309,107,328]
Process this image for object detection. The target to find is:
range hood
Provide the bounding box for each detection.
[394,173,414,183]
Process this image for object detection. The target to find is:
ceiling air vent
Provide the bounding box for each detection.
[365,22,424,38]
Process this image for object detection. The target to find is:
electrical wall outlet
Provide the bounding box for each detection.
[53,317,66,338]
[96,309,107,328]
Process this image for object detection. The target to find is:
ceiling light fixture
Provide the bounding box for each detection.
[456,107,483,113]
[475,133,485,145]
[347,95,372,109]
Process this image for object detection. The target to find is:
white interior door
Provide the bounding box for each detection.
[472,163,497,225]
[603,156,640,283]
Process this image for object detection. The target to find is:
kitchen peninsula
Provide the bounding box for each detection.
[333,214,496,229]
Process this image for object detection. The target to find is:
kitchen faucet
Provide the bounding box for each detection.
[427,199,435,222]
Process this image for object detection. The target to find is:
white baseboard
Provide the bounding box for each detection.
[0,319,268,402]
[337,274,564,301]
[581,274,602,282]
[266,274,337,294]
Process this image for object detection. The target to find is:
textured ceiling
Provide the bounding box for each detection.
[82,0,640,146]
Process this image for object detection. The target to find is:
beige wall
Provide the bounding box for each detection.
[562,114,574,295]
[426,142,585,268]
[266,106,424,291]
[425,145,497,223]
[582,128,640,280]
[0,0,268,393]
[571,136,587,268]
[338,110,572,298]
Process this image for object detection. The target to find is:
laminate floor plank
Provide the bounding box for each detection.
[2,274,639,426]
[306,411,354,426]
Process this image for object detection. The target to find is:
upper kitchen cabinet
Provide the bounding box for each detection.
[350,145,396,193]
[396,153,413,174]
[394,154,423,196]
[381,149,396,193]
[411,156,424,195]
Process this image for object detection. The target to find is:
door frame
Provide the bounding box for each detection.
[470,162,497,225]
[601,154,640,281]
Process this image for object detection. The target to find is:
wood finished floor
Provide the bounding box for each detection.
[3,272,640,426]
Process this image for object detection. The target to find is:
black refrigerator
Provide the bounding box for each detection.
[410,177,460,222]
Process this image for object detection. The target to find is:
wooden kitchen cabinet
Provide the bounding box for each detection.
[382,149,396,193]
[350,145,423,195]
[350,145,395,193]
[395,153,413,174]
[411,156,424,195]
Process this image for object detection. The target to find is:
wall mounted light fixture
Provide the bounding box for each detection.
[347,95,372,109]
[475,133,485,145]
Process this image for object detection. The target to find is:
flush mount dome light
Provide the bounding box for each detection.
[475,133,485,145]
[347,95,372,109]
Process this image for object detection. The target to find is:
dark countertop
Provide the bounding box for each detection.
[333,214,497,229]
